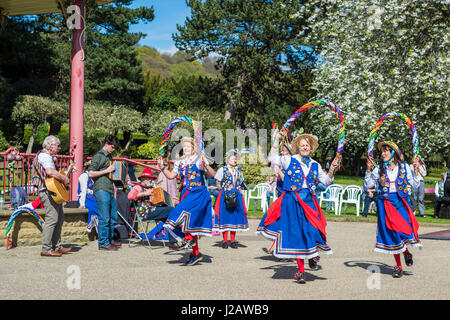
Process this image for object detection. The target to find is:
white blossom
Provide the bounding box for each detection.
[302,0,449,161]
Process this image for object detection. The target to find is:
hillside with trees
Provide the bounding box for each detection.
[136,45,220,79]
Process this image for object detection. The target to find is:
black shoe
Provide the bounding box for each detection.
[168,243,180,251]
[179,239,195,250]
[185,253,203,266]
[230,242,238,249]
[404,251,413,266]
[308,258,319,270]
[392,266,403,278]
[99,244,118,251]
[221,241,228,249]
[294,271,306,284]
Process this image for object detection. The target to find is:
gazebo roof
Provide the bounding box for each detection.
[0,0,116,16]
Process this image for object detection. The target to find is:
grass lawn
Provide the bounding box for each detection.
[245,195,450,225]
[244,172,450,225]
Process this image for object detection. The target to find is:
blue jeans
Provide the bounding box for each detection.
[94,190,118,247]
[362,192,378,216]
[411,180,425,217]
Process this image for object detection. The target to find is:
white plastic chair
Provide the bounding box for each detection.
[319,184,343,215]
[247,183,270,212]
[241,189,249,209]
[339,185,362,216]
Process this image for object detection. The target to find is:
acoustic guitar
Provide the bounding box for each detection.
[46,161,75,204]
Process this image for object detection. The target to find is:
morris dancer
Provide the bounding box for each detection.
[364,141,422,278]
[158,137,216,265]
[256,142,291,254]
[213,149,248,249]
[263,131,338,283]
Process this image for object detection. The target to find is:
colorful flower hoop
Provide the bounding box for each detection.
[158,116,204,160]
[278,100,345,169]
[367,112,420,167]
[5,207,44,250]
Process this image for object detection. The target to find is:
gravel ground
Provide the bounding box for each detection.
[1,219,449,301]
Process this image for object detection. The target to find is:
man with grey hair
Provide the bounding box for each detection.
[32,135,72,257]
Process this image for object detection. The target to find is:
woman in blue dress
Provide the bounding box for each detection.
[256,142,291,250]
[158,137,216,265]
[213,149,248,249]
[262,131,339,283]
[364,141,422,278]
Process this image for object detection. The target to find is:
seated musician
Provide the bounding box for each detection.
[128,168,180,250]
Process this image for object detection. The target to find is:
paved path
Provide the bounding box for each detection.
[1,219,449,300]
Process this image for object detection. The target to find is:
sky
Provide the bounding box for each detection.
[128,0,191,55]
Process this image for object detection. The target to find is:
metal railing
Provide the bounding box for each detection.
[1,147,73,204]
[0,147,162,206]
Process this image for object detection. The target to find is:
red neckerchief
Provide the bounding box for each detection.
[264,192,327,241]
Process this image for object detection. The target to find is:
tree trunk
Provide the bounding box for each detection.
[48,118,62,136]
[224,76,243,124]
[26,125,38,154]
[320,144,333,164]
[123,131,132,150]
[224,101,235,123]
[352,149,364,176]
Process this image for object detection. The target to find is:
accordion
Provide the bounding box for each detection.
[151,187,174,207]
[109,161,127,187]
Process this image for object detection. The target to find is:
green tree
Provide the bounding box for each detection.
[0,17,58,121]
[0,130,10,151]
[302,0,450,167]
[11,95,66,153]
[136,138,160,159]
[173,0,316,128]
[84,101,146,149]
[37,0,154,111]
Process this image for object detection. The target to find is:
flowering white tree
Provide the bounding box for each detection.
[300,0,449,166]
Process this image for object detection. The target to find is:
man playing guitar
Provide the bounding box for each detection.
[32,135,72,257]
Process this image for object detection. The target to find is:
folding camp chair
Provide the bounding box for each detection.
[128,202,167,249]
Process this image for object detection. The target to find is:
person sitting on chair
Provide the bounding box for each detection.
[128,168,180,250]
[434,172,450,218]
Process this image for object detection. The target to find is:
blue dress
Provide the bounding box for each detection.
[256,172,285,239]
[163,159,213,241]
[213,166,249,232]
[77,172,98,232]
[372,163,422,254]
[258,158,332,259]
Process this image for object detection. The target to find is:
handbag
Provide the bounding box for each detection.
[224,192,238,211]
